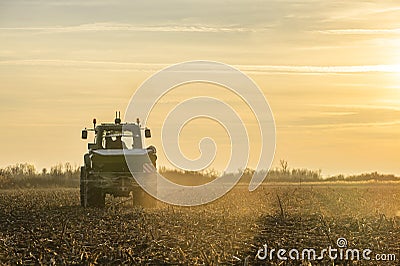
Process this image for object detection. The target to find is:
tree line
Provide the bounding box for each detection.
[0,160,399,189]
[0,163,80,189]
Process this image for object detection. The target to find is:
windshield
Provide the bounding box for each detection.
[101,129,134,149]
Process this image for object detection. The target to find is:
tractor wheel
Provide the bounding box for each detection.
[80,167,86,207]
[80,170,106,208]
[84,174,105,208]
[132,187,157,208]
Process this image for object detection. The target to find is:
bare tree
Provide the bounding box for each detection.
[280,159,288,174]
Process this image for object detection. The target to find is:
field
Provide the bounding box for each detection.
[0,183,399,265]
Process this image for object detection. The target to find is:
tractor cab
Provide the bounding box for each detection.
[82,112,151,151]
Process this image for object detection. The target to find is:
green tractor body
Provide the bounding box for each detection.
[80,113,157,208]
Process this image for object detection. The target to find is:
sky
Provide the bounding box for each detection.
[1,0,400,176]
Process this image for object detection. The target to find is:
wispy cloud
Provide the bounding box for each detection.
[317,28,400,35]
[284,120,400,129]
[1,59,400,74]
[0,59,163,68]
[312,104,400,112]
[0,59,166,72]
[287,104,400,129]
[0,22,259,34]
[238,64,400,74]
[0,0,119,7]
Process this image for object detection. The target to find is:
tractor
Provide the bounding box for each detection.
[80,112,157,208]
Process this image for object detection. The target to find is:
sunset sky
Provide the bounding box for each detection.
[1,0,400,176]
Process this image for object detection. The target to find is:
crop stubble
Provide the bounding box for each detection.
[0,183,399,265]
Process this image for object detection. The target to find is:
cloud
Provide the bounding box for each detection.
[316,28,400,35]
[313,104,400,111]
[0,59,163,67]
[0,59,166,72]
[284,120,400,129]
[0,0,119,6]
[238,64,400,74]
[287,104,400,129]
[0,22,260,34]
[1,60,400,74]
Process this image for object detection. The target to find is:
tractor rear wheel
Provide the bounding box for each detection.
[81,170,105,208]
[80,167,86,207]
[86,180,105,208]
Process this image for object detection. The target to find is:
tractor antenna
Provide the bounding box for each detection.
[115,110,121,124]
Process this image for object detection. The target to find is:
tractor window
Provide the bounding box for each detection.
[101,129,134,149]
[121,130,134,149]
